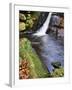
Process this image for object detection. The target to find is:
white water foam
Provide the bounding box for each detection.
[33,12,52,36]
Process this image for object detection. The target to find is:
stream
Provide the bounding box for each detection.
[27,34,64,73]
[20,12,64,73]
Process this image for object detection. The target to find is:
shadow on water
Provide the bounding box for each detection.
[25,33,64,73]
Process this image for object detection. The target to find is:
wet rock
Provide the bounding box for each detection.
[51,61,61,68]
[19,22,26,31]
[19,13,26,21]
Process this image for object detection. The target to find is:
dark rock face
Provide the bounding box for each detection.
[19,30,34,38]
[51,61,61,68]
[34,12,49,31]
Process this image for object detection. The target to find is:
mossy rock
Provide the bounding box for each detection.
[19,22,26,31]
[51,67,64,77]
[19,13,26,21]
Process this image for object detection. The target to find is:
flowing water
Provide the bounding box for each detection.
[27,34,64,73]
[33,12,52,36]
[21,12,64,73]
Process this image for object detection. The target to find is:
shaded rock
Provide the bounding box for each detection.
[51,61,61,68]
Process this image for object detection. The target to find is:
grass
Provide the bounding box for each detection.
[19,38,49,78]
[19,38,64,78]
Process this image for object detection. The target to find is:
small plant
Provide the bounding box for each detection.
[51,67,64,77]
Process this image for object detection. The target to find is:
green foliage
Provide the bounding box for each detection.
[19,22,26,31]
[19,38,49,78]
[19,38,64,78]
[51,67,64,77]
[19,12,40,31]
[26,19,34,28]
[19,13,26,21]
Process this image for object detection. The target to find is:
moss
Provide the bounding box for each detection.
[19,38,49,78]
[19,11,40,31]
[19,22,26,31]
[51,67,64,77]
[51,61,61,68]
[19,13,26,21]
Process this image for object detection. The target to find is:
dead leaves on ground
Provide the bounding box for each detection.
[19,59,30,79]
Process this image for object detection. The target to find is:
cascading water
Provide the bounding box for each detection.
[33,12,52,36]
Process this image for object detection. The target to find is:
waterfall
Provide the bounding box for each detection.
[33,12,52,36]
